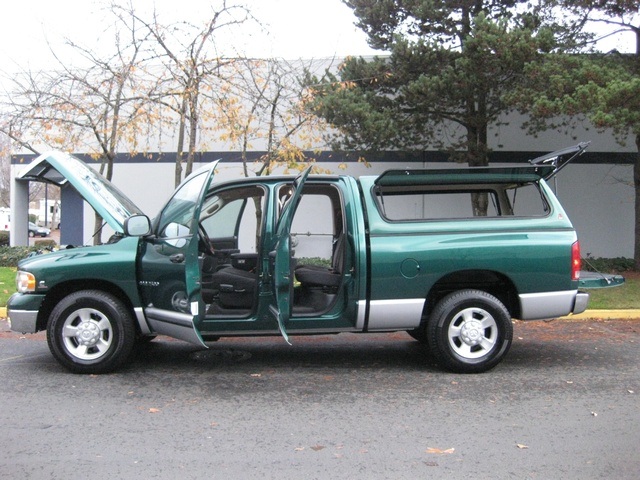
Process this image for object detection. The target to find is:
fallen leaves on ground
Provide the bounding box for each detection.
[426,447,455,454]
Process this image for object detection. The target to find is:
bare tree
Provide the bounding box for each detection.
[213,57,330,177]
[2,4,158,243]
[0,131,11,208]
[0,116,45,206]
[131,1,252,186]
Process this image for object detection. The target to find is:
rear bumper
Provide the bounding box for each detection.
[572,292,589,315]
[519,290,589,320]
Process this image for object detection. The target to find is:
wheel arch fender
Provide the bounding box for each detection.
[424,269,520,320]
[37,280,143,333]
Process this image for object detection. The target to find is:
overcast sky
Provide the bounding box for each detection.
[0,0,380,72]
[0,0,634,75]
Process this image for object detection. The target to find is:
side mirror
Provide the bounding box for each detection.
[124,215,152,237]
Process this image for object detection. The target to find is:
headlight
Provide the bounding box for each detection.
[16,271,36,293]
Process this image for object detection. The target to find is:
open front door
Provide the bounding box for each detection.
[269,166,312,344]
[139,162,218,347]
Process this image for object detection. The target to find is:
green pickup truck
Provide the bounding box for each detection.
[9,145,617,374]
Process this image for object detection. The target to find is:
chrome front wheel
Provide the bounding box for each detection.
[47,290,136,374]
[61,307,114,362]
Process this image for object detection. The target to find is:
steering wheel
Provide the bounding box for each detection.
[198,224,215,256]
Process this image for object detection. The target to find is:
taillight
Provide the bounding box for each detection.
[571,241,581,281]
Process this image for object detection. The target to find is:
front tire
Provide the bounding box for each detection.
[427,289,513,373]
[47,290,136,374]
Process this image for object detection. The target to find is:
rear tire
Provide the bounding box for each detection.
[47,290,136,374]
[407,325,428,344]
[427,289,512,373]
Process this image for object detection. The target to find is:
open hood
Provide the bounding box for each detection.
[17,151,144,234]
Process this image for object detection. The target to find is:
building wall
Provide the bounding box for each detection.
[489,111,636,153]
[549,163,633,258]
[10,108,636,258]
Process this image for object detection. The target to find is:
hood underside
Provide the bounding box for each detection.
[17,151,144,233]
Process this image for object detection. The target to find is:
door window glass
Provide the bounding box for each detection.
[156,172,208,238]
[200,186,265,252]
[290,193,334,261]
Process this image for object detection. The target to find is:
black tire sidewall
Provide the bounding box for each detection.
[47,290,135,374]
[428,289,513,373]
[153,280,188,311]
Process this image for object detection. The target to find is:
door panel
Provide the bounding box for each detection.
[138,163,218,346]
[270,166,313,342]
[286,181,360,330]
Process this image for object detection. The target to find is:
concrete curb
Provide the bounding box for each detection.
[0,306,639,322]
[559,309,640,320]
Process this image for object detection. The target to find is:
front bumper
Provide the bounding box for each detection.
[7,293,46,334]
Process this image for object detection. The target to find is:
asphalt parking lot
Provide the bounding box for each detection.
[0,317,638,479]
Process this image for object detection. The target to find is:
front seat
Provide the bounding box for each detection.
[210,253,258,308]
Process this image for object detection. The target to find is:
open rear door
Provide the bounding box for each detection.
[269,166,313,344]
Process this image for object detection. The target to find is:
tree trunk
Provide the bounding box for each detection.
[634,30,639,270]
[635,133,640,269]
[93,212,104,246]
[175,96,188,187]
[49,201,59,230]
[185,92,199,178]
[93,158,109,245]
[467,122,489,216]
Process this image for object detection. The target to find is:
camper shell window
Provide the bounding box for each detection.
[373,166,553,222]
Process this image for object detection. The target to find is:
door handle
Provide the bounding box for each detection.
[170,253,185,263]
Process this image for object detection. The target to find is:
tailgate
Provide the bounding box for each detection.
[579,271,625,288]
